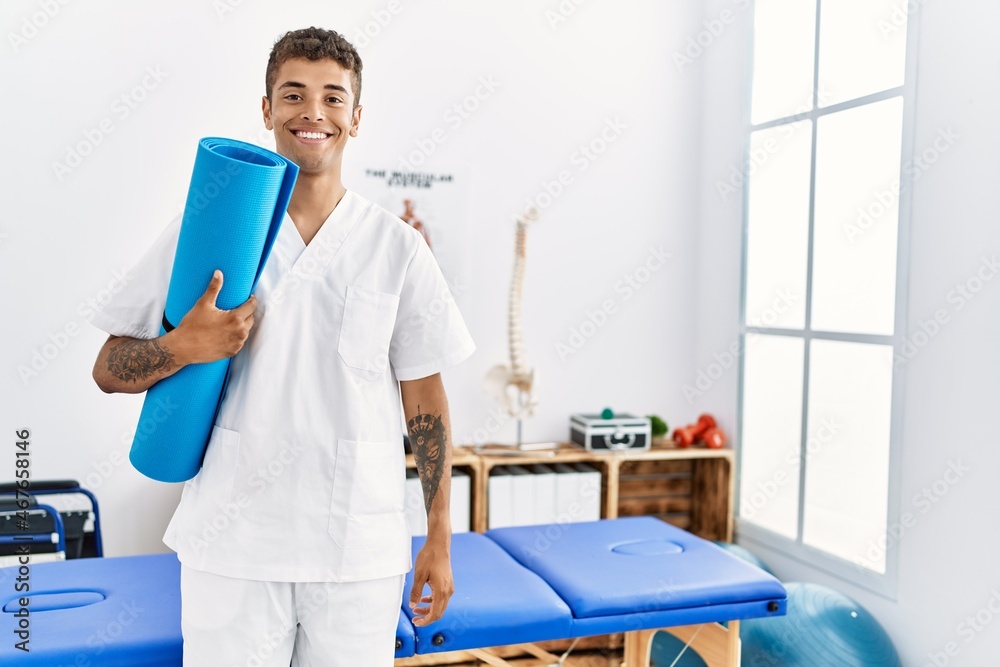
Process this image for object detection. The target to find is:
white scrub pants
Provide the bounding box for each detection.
[180,564,406,666]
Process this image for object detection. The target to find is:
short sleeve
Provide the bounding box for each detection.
[88,217,180,340]
[389,233,476,381]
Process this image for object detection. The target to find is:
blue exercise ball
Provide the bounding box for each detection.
[741,582,901,667]
[651,630,707,667]
[711,541,775,575]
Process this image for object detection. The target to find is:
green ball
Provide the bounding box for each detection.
[601,407,614,419]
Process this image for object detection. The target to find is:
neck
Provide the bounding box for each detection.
[286,166,347,226]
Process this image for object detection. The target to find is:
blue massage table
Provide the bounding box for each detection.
[0,517,785,666]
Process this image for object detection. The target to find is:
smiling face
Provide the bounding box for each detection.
[262,57,362,174]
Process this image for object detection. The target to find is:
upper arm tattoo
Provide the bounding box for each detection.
[107,338,174,383]
[407,404,447,514]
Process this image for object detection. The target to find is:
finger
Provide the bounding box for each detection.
[233,295,258,318]
[427,597,446,623]
[430,584,453,622]
[230,296,257,320]
[240,302,257,323]
[201,270,224,306]
[408,581,426,609]
[412,594,433,622]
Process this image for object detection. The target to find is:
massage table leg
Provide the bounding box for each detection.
[621,621,741,667]
[465,648,516,667]
[622,629,656,667]
[466,636,582,666]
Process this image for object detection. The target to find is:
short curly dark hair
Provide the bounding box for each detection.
[265,27,362,108]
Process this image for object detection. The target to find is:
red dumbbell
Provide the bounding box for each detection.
[672,414,717,448]
[701,426,727,449]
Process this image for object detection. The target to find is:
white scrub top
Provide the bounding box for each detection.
[90,190,476,582]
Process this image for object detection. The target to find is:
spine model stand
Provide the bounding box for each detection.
[482,207,551,450]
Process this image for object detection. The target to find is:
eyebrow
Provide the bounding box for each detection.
[277,81,350,96]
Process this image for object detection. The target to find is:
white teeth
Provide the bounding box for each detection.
[295,131,327,140]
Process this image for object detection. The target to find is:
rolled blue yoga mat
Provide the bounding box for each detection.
[129,137,298,483]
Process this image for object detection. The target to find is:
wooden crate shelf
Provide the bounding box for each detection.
[405,440,733,540]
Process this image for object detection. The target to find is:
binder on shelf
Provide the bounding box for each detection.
[488,466,514,529]
[451,469,471,533]
[573,462,602,522]
[507,465,535,527]
[552,463,581,524]
[529,464,557,526]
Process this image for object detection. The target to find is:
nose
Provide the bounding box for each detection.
[301,98,324,122]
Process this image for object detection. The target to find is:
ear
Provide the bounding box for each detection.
[262,95,273,130]
[349,104,363,137]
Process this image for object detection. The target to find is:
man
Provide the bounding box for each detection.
[90,27,475,666]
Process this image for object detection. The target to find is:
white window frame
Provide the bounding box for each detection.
[735,0,921,599]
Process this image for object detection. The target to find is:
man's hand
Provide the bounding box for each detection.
[91,269,258,394]
[171,269,257,364]
[408,536,454,627]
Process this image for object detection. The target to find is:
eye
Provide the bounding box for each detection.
[327,96,342,104]
[284,94,302,101]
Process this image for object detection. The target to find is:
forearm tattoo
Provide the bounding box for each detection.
[107,338,174,383]
[407,404,447,514]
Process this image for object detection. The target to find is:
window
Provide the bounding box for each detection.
[737,0,917,596]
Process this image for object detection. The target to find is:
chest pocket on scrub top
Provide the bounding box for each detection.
[338,284,400,374]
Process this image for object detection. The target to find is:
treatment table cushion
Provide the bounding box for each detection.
[404,532,573,653]
[0,552,181,665]
[485,516,787,634]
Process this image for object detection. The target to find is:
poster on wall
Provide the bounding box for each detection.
[350,166,470,300]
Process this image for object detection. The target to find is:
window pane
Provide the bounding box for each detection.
[751,0,817,125]
[818,0,908,106]
[803,339,893,573]
[745,122,811,329]
[811,98,903,335]
[739,334,805,538]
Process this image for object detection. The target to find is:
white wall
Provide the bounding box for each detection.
[1,0,703,555]
[694,1,1000,665]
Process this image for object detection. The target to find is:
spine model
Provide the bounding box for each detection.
[484,208,539,420]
